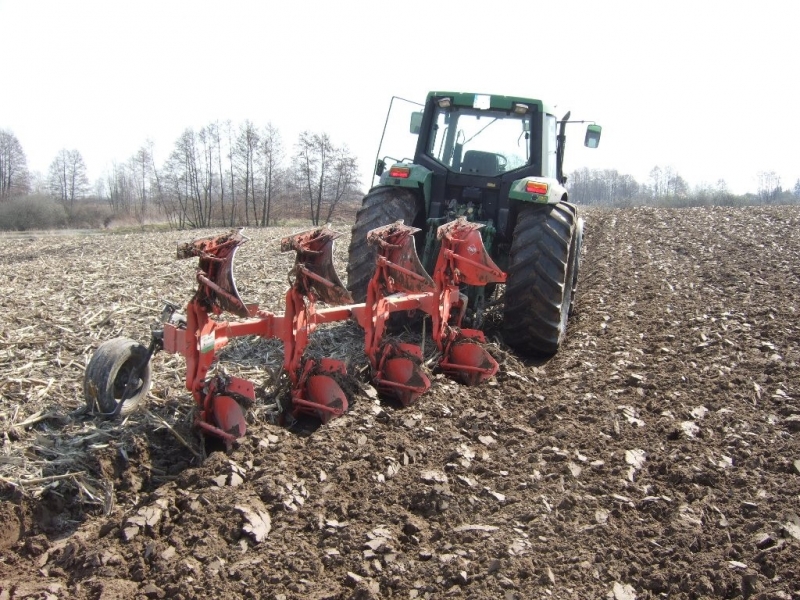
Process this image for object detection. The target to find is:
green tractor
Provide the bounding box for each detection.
[346,92,601,355]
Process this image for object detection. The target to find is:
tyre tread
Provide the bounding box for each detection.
[503,202,578,355]
[346,187,419,302]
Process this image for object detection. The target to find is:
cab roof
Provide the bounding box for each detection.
[426,91,557,116]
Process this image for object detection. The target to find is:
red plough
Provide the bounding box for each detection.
[84,218,507,444]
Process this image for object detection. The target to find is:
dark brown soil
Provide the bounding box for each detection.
[1,206,799,599]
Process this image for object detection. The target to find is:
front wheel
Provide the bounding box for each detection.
[84,337,152,417]
[346,187,420,302]
[502,202,579,356]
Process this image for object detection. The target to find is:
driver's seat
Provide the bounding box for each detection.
[460,150,499,176]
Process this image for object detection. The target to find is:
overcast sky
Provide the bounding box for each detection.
[1,0,798,195]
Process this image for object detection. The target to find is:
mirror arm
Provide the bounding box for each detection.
[556,111,570,184]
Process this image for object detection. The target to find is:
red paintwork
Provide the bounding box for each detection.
[162,218,507,441]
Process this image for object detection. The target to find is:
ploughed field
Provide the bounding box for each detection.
[1,206,799,600]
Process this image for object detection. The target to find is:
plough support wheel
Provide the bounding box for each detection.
[84,337,152,417]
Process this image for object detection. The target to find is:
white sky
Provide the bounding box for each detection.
[1,0,798,195]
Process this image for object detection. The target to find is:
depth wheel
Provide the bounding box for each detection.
[84,337,152,417]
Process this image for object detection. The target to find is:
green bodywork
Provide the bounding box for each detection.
[508,177,562,204]
[427,91,556,116]
[377,163,433,212]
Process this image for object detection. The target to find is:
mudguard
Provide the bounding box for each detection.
[377,163,433,211]
[508,176,568,205]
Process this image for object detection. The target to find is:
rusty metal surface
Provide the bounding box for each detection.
[282,228,353,306]
[177,229,250,318]
[153,218,507,440]
[366,221,435,294]
[435,217,506,286]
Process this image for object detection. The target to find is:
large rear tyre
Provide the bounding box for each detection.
[503,202,579,356]
[84,337,152,417]
[346,187,419,302]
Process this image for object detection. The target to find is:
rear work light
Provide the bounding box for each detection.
[525,181,549,195]
[389,166,411,179]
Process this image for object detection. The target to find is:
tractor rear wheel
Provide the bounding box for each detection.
[346,187,419,302]
[502,202,579,355]
[84,337,152,417]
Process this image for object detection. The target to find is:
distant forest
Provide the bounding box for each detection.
[566,166,798,208]
[1,125,798,232]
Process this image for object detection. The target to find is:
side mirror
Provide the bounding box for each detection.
[375,159,386,176]
[409,111,423,135]
[584,124,602,148]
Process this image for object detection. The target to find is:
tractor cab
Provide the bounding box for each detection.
[372,92,600,256]
[419,94,547,178]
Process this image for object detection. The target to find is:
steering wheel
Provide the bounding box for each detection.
[496,154,508,172]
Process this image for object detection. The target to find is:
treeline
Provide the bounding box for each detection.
[0,124,362,231]
[567,166,800,207]
[5,123,800,232]
[101,123,361,229]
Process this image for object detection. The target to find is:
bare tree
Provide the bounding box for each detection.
[130,143,156,224]
[714,179,734,205]
[646,165,688,202]
[197,127,216,226]
[757,171,782,203]
[225,120,238,226]
[568,167,638,205]
[259,123,282,226]
[294,132,359,225]
[48,149,89,208]
[29,170,47,196]
[73,121,354,229]
[234,120,259,226]
[162,129,207,228]
[208,121,227,226]
[323,145,359,223]
[664,166,689,199]
[648,166,663,200]
[0,129,30,200]
[102,160,135,215]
